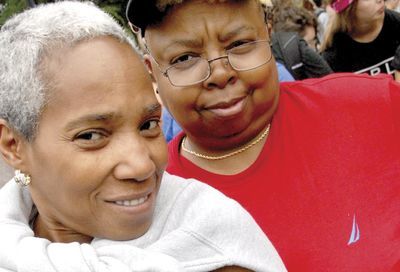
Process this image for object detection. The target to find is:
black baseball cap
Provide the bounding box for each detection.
[126,0,171,36]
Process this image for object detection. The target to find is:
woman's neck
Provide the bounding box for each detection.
[350,15,384,43]
[181,124,270,175]
[182,137,266,175]
[34,214,93,244]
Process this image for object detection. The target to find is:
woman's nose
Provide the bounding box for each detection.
[112,135,156,182]
[203,56,237,89]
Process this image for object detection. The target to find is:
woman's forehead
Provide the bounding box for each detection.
[127,0,260,36]
[41,37,155,112]
[146,0,263,40]
[166,0,260,15]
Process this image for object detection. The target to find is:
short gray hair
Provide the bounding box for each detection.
[0,1,136,141]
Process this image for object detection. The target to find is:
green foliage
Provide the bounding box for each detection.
[0,0,129,29]
[97,0,128,28]
[0,0,28,27]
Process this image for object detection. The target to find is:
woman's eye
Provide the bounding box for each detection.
[75,131,105,142]
[74,130,108,149]
[228,40,251,50]
[141,120,160,131]
[171,54,196,64]
[140,119,161,137]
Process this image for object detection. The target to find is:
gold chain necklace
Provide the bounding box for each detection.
[181,124,271,160]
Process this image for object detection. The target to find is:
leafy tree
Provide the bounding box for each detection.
[0,0,129,29]
[96,0,128,28]
[0,0,28,27]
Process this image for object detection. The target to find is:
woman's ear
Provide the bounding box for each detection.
[142,54,163,103]
[0,119,27,171]
[143,54,154,76]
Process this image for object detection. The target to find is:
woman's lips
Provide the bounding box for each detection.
[104,183,155,211]
[105,192,155,216]
[113,195,149,207]
[206,97,247,118]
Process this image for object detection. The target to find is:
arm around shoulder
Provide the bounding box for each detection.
[0,180,182,272]
[164,177,287,271]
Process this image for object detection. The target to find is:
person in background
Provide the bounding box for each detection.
[273,4,319,49]
[393,45,400,81]
[0,2,286,271]
[269,1,333,79]
[126,0,400,271]
[321,0,400,75]
[314,0,335,44]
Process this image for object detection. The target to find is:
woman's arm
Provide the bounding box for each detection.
[0,181,181,272]
[0,175,287,272]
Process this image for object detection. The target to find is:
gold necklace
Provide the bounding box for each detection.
[181,124,271,160]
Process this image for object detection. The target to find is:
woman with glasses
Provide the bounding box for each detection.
[127,0,400,271]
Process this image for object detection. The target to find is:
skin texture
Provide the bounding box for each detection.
[350,0,385,42]
[145,0,279,174]
[354,0,385,22]
[0,37,167,243]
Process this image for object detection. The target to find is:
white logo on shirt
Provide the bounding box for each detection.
[347,214,360,245]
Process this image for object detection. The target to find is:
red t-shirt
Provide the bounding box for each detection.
[167,73,400,271]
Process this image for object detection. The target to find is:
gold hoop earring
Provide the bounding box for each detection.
[14,170,31,186]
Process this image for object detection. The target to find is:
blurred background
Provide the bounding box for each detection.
[0,0,129,28]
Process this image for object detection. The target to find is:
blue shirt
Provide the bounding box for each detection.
[162,109,182,143]
[277,62,295,82]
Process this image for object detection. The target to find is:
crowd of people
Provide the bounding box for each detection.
[0,0,399,271]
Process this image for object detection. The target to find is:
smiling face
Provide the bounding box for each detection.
[20,36,167,242]
[145,0,279,150]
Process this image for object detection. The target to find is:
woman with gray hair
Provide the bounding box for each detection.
[126,0,400,271]
[0,1,286,271]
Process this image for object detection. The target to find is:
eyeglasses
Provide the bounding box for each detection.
[150,40,273,87]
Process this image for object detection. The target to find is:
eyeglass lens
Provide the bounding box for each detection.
[167,40,271,87]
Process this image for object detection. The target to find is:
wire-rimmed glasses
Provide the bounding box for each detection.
[151,40,273,87]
